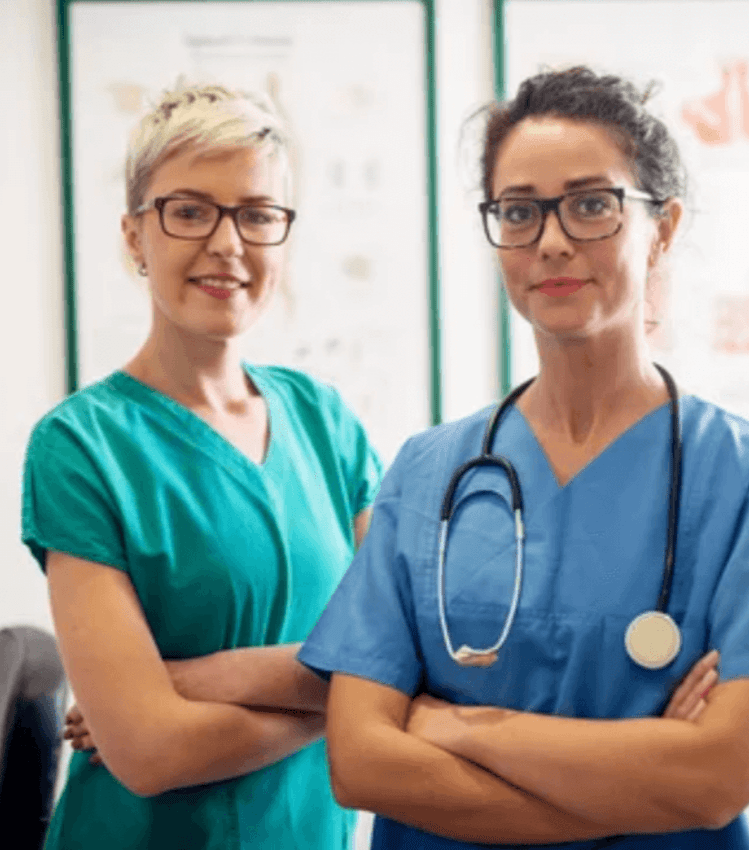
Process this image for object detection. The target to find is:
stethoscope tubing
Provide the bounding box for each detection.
[437,504,525,661]
[437,363,682,665]
[655,364,681,613]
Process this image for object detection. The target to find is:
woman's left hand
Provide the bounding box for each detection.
[64,704,103,765]
[662,649,720,721]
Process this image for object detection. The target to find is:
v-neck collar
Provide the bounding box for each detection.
[106,363,277,476]
[511,400,672,491]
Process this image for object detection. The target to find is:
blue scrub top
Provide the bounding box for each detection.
[22,365,382,850]
[299,395,749,849]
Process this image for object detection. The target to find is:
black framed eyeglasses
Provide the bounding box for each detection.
[478,187,662,249]
[134,196,296,246]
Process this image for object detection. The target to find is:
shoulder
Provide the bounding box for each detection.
[681,395,749,469]
[245,364,372,448]
[380,405,494,496]
[27,374,130,455]
[679,395,749,519]
[245,364,344,415]
[402,405,493,463]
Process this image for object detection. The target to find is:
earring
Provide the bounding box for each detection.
[138,262,147,277]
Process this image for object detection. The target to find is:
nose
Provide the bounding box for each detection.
[206,211,245,257]
[537,208,575,258]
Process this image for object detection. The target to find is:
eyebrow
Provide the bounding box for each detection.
[498,175,614,197]
[166,189,279,204]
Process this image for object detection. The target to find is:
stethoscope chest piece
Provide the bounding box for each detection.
[624,611,682,669]
[454,646,499,667]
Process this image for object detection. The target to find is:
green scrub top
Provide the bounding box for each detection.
[21,365,383,850]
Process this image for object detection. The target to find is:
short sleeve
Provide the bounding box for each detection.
[22,416,128,573]
[298,438,423,695]
[326,386,383,515]
[708,489,749,680]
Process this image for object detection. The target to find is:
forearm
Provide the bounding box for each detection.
[166,644,328,712]
[426,706,733,832]
[113,699,324,796]
[330,713,610,843]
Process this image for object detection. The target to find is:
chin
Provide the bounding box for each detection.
[534,318,600,344]
[202,322,253,342]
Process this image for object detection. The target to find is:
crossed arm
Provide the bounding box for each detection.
[326,658,748,846]
[51,508,371,797]
[405,677,749,833]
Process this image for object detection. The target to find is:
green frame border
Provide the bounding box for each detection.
[492,0,511,395]
[56,0,443,424]
[56,1,78,398]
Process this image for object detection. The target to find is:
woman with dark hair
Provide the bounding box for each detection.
[298,67,749,848]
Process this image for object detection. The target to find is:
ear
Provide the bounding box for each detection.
[121,213,144,268]
[648,198,683,268]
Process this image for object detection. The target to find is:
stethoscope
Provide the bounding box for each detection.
[437,363,683,671]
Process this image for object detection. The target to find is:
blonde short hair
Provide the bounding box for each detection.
[125,82,291,214]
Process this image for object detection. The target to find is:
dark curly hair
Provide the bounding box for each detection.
[481,67,687,209]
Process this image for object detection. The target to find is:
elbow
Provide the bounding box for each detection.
[327,742,372,810]
[330,771,358,810]
[123,754,189,798]
[106,753,177,798]
[121,775,167,800]
[695,783,749,831]
[683,747,749,831]
[98,737,184,798]
[694,796,745,832]
[328,756,362,810]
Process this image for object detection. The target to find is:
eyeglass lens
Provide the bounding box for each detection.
[486,190,622,247]
[161,198,289,244]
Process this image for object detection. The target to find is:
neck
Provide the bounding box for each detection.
[526,329,666,444]
[125,320,253,412]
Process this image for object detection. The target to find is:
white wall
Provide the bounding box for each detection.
[2,0,66,633]
[1,0,499,632]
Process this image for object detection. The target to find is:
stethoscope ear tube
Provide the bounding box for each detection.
[480,378,535,455]
[439,455,524,521]
[654,364,681,614]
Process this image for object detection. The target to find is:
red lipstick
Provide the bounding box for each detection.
[197,284,235,300]
[536,277,587,297]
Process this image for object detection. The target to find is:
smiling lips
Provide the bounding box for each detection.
[190,276,249,301]
[535,277,587,297]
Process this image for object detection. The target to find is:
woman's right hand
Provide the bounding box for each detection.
[662,649,719,721]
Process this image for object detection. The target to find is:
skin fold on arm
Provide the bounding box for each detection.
[326,652,728,846]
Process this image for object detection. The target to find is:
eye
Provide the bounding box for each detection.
[237,206,280,226]
[569,191,616,218]
[499,201,538,226]
[166,200,214,222]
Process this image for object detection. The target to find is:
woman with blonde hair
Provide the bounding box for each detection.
[22,83,381,849]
